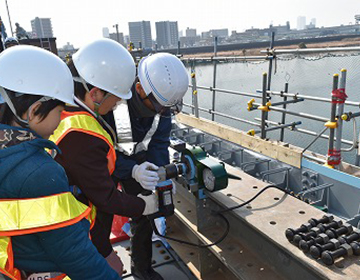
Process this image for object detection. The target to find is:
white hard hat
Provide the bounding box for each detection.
[72,38,136,99]
[0,45,75,105]
[138,53,189,107]
[4,37,19,48]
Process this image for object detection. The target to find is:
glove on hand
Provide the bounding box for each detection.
[132,162,159,191]
[138,192,159,216]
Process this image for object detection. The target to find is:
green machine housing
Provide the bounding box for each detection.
[181,146,228,193]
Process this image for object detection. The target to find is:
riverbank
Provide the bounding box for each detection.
[183,37,360,58]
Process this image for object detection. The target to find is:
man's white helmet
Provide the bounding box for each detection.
[4,37,19,48]
[138,53,189,107]
[0,45,75,105]
[72,38,136,99]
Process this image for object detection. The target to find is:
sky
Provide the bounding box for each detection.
[0,0,359,48]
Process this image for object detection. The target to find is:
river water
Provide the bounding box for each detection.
[182,53,360,164]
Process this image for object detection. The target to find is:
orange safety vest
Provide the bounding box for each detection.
[50,110,116,175]
[0,192,95,280]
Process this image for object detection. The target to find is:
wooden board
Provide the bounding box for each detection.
[176,113,303,168]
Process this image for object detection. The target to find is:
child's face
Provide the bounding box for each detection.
[86,88,121,115]
[29,104,64,139]
[97,93,121,115]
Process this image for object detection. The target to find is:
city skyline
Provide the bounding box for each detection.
[0,0,359,48]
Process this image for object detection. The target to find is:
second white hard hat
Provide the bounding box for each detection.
[138,53,189,107]
[4,37,19,48]
[72,38,136,99]
[0,45,75,105]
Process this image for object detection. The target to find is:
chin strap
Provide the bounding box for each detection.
[73,93,117,146]
[0,87,29,127]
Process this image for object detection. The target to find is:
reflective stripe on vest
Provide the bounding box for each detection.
[50,111,116,174]
[0,192,92,280]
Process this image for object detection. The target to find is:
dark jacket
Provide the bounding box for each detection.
[107,96,172,181]
[54,107,145,257]
[0,124,120,280]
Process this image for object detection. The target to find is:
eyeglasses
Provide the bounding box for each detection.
[146,92,165,113]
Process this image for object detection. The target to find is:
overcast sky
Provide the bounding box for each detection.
[0,0,359,48]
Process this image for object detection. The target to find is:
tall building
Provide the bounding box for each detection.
[31,17,53,38]
[210,29,228,38]
[124,35,130,46]
[185,27,196,37]
[155,21,178,49]
[102,27,110,38]
[109,32,125,46]
[297,16,306,30]
[128,21,152,49]
[311,18,316,27]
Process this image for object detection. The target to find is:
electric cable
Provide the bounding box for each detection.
[217,184,289,214]
[151,184,289,248]
[149,211,230,248]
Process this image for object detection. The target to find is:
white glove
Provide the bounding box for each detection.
[138,192,159,216]
[132,162,159,191]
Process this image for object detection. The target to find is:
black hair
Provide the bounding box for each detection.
[0,89,64,126]
[66,58,94,101]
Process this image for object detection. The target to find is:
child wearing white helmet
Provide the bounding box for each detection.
[103,52,189,280]
[49,38,159,277]
[0,45,120,279]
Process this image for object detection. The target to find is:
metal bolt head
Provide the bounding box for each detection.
[329,238,340,249]
[341,243,353,256]
[343,223,354,233]
[350,242,360,255]
[310,244,322,259]
[303,222,312,231]
[321,250,334,265]
[319,233,329,243]
[312,227,322,235]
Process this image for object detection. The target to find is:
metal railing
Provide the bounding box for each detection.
[181,34,360,166]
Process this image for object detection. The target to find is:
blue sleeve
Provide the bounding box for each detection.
[20,161,120,279]
[113,151,137,180]
[146,116,171,166]
[19,161,70,197]
[37,222,120,280]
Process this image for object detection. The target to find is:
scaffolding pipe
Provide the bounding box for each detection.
[327,74,339,166]
[302,127,329,153]
[261,73,268,139]
[211,36,218,121]
[252,101,328,122]
[182,56,269,61]
[260,46,360,54]
[334,69,347,168]
[183,103,261,127]
[190,62,199,118]
[280,83,289,142]
[266,106,328,122]
[262,90,360,107]
[270,98,304,107]
[252,121,301,135]
[194,85,261,98]
[255,118,354,146]
[267,32,275,91]
[5,0,14,36]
